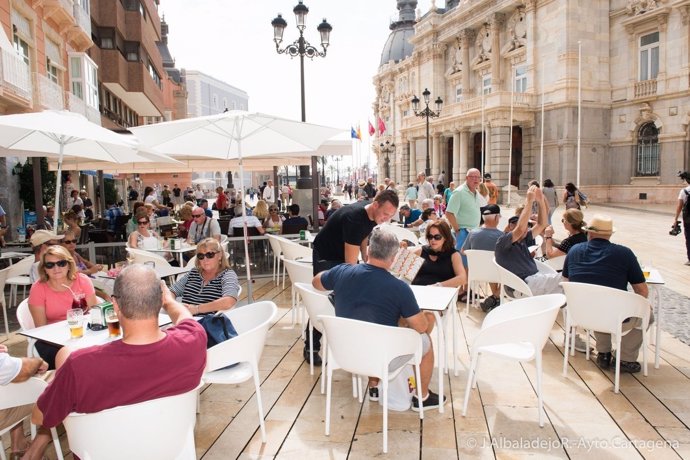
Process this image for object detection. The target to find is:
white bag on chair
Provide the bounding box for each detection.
[380,364,415,412]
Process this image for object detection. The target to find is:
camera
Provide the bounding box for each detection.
[670,221,682,236]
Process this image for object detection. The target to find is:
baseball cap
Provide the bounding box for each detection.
[481,204,501,215]
[30,230,64,247]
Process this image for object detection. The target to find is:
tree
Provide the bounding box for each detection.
[17,157,56,210]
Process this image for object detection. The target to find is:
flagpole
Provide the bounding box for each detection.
[576,40,582,188]
[481,89,485,179]
[508,66,514,207]
[539,60,545,186]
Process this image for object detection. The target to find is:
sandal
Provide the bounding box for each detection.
[9,452,25,460]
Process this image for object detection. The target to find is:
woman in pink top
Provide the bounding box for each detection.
[28,245,97,369]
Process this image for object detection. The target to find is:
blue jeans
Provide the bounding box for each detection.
[455,228,470,267]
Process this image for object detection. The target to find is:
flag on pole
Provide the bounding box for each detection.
[377,117,386,135]
[356,124,362,140]
[368,120,375,136]
[351,126,358,140]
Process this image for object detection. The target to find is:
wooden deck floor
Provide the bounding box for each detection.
[4,276,690,459]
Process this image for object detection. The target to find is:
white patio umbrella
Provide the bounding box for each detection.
[130,110,346,301]
[0,110,175,229]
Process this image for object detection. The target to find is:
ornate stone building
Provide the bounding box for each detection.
[373,0,690,203]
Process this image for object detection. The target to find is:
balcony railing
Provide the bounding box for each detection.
[634,79,657,98]
[67,92,101,124]
[34,73,65,110]
[72,2,91,37]
[0,49,31,101]
[458,91,534,114]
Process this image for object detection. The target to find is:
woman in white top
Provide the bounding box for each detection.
[127,211,159,250]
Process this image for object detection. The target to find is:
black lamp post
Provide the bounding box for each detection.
[411,88,443,176]
[272,2,332,228]
[379,140,395,179]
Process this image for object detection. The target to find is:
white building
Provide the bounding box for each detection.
[182,69,249,117]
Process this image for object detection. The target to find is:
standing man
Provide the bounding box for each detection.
[305,190,400,365]
[562,215,651,372]
[363,177,376,199]
[263,180,275,205]
[445,168,481,258]
[673,171,690,266]
[416,171,436,203]
[281,182,290,211]
[484,173,499,205]
[437,170,446,187]
[172,183,182,209]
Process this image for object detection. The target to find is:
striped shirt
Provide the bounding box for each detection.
[170,268,239,307]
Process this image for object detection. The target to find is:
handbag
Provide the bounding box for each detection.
[197,312,238,349]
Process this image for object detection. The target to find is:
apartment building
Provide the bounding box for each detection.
[373,0,690,203]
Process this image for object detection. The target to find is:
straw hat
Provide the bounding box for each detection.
[582,215,616,235]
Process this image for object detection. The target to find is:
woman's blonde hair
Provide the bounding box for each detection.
[194,238,230,272]
[562,209,585,232]
[253,200,269,220]
[38,245,78,282]
[478,182,489,197]
[63,210,78,223]
[178,205,193,221]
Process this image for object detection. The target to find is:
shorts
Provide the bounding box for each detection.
[388,332,431,372]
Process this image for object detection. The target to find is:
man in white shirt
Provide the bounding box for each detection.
[416,171,436,203]
[187,207,221,244]
[229,214,265,235]
[262,180,275,204]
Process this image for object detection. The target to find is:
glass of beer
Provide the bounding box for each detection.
[67,308,84,339]
[105,309,121,338]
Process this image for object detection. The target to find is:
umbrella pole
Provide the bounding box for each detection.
[239,153,253,303]
[53,143,64,230]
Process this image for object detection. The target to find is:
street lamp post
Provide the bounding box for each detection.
[379,140,395,179]
[271,2,332,229]
[411,88,443,177]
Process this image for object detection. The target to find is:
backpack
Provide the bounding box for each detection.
[683,189,690,220]
[565,193,579,210]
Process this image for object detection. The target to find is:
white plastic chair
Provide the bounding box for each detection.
[0,377,64,460]
[283,259,313,328]
[544,255,566,272]
[266,234,287,286]
[278,239,313,287]
[64,383,201,460]
[464,250,502,316]
[125,247,171,268]
[5,255,34,307]
[16,299,37,357]
[0,266,11,339]
[494,258,533,304]
[319,315,424,454]
[381,223,419,247]
[294,283,333,383]
[535,259,558,275]
[204,301,277,443]
[462,294,565,427]
[561,282,650,393]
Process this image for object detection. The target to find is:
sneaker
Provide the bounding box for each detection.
[303,348,322,367]
[368,386,379,402]
[411,390,446,412]
[480,295,500,312]
[619,360,641,374]
[596,351,612,369]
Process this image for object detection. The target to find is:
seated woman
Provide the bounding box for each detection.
[253,200,270,223]
[63,210,81,242]
[127,209,159,250]
[412,220,467,289]
[126,201,145,236]
[544,209,587,259]
[61,230,102,275]
[417,208,438,234]
[264,203,284,233]
[28,245,98,368]
[176,205,194,240]
[170,238,239,315]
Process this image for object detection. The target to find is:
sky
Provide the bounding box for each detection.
[161,0,433,168]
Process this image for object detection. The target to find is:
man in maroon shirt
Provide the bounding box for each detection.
[26,265,206,458]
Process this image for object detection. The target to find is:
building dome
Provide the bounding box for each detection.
[379,0,417,66]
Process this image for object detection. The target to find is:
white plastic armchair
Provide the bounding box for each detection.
[0,377,64,460]
[464,250,502,316]
[64,383,202,460]
[381,224,419,247]
[125,247,171,268]
[319,315,424,454]
[535,259,558,275]
[266,234,288,286]
[462,294,565,427]
[16,299,37,358]
[544,255,565,272]
[494,258,533,304]
[294,283,334,383]
[560,282,650,393]
[278,238,313,289]
[5,255,34,308]
[283,258,314,328]
[204,301,277,443]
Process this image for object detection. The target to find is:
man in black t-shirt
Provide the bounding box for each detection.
[305,189,399,365]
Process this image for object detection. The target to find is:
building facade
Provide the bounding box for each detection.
[182,69,248,117]
[373,0,690,203]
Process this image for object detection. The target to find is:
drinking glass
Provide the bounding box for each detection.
[105,309,121,338]
[67,308,84,339]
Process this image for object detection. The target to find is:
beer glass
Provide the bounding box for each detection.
[105,309,121,338]
[67,308,84,339]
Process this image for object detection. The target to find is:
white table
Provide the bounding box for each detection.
[0,252,30,264]
[93,266,191,294]
[646,268,665,369]
[145,243,196,266]
[409,285,459,413]
[19,313,172,349]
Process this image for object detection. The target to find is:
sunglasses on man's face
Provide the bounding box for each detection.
[196,251,218,260]
[428,234,444,241]
[192,213,204,218]
[44,260,69,269]
[62,239,78,244]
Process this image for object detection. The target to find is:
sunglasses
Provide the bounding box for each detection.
[62,239,78,244]
[192,213,204,218]
[196,251,218,260]
[269,208,278,212]
[44,260,69,269]
[428,234,443,241]
[138,220,149,225]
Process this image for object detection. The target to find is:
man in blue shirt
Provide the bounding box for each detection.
[312,227,445,411]
[563,215,650,373]
[399,204,422,228]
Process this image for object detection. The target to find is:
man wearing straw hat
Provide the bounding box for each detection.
[562,214,651,373]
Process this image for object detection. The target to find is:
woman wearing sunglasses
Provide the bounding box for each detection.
[61,230,103,275]
[127,209,160,250]
[411,220,466,288]
[170,238,239,315]
[264,204,284,233]
[28,245,98,368]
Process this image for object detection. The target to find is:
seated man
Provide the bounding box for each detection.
[27,265,206,457]
[399,204,422,228]
[229,211,265,235]
[562,215,651,373]
[461,204,504,311]
[187,207,221,243]
[495,185,562,296]
[312,227,445,411]
[282,204,309,232]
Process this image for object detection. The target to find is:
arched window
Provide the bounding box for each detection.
[636,123,659,176]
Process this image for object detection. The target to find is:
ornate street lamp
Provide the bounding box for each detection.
[271,2,332,229]
[411,88,443,176]
[379,140,395,179]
